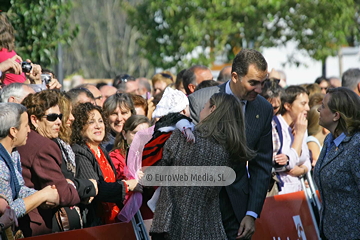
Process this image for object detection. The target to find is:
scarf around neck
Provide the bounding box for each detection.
[0,143,20,200]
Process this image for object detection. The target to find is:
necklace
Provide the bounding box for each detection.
[87,143,101,158]
[95,147,101,158]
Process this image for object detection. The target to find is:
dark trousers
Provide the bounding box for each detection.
[219,187,240,240]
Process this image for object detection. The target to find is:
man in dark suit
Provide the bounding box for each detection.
[188,49,273,239]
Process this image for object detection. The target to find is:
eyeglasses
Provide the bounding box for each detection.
[43,113,63,122]
[320,87,328,91]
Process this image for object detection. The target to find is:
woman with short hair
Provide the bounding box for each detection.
[276,85,311,194]
[17,90,83,236]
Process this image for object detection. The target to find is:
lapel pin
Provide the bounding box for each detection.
[256,115,259,119]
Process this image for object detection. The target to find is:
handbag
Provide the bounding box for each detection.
[54,206,83,232]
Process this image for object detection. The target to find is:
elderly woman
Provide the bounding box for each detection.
[150,93,255,240]
[71,103,141,227]
[314,87,360,240]
[0,103,59,235]
[102,93,135,152]
[17,90,82,237]
[51,91,98,231]
[276,85,311,194]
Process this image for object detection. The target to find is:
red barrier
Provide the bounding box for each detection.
[253,191,318,240]
[24,222,136,240]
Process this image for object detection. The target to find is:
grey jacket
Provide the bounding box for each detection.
[188,82,273,222]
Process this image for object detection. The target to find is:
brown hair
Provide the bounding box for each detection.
[0,13,15,51]
[56,91,72,144]
[196,93,255,162]
[307,105,321,136]
[279,85,308,115]
[21,90,59,131]
[309,93,324,109]
[327,87,360,136]
[112,115,150,155]
[306,83,321,99]
[71,102,110,145]
[130,94,148,116]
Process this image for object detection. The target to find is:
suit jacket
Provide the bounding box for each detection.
[188,82,273,221]
[17,130,80,237]
[313,132,360,240]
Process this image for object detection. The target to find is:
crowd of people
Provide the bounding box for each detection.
[1,12,360,240]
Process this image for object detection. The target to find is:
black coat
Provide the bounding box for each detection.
[72,143,125,227]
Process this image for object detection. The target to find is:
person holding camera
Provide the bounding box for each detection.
[0,14,27,86]
[0,14,61,90]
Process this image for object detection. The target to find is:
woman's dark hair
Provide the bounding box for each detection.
[175,69,186,90]
[112,115,150,155]
[197,93,255,163]
[103,93,136,119]
[21,90,59,130]
[279,85,308,115]
[327,87,360,136]
[0,14,15,51]
[71,102,110,145]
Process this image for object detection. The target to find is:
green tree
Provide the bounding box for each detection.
[127,0,360,70]
[62,0,154,79]
[7,0,78,67]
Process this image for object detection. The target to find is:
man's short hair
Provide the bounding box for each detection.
[67,87,95,105]
[217,66,232,82]
[231,49,267,78]
[342,68,360,90]
[0,83,28,103]
[182,65,209,95]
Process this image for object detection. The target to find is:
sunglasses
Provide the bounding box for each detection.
[115,74,136,85]
[261,78,280,86]
[43,113,63,122]
[160,73,173,81]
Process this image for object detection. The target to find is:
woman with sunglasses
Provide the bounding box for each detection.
[17,90,82,237]
[51,91,98,231]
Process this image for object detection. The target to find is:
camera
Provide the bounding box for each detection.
[21,62,32,73]
[41,74,52,85]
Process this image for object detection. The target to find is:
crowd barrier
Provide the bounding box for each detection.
[253,172,321,240]
[21,173,321,240]
[25,222,136,240]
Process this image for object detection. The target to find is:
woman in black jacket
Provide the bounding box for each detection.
[71,102,140,227]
